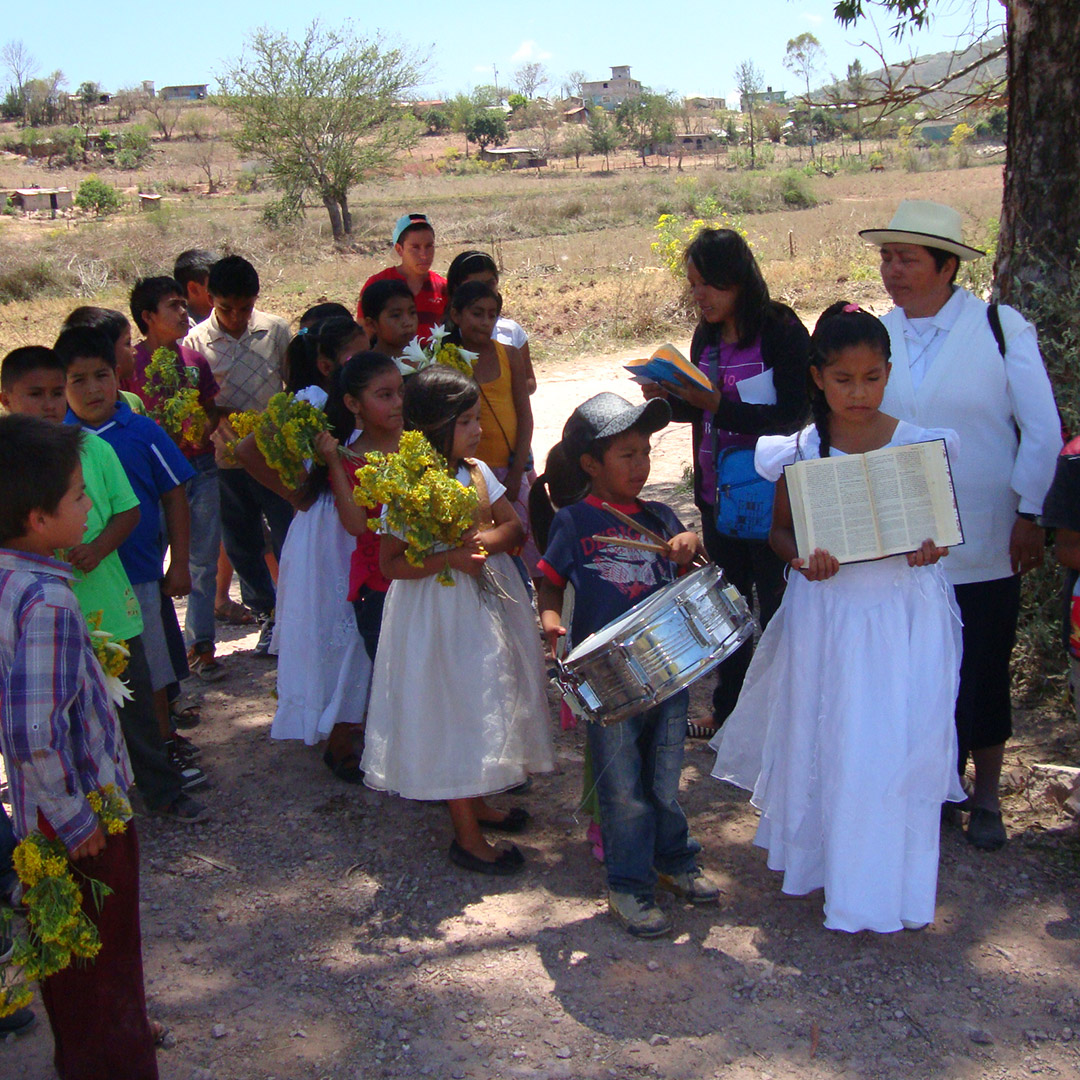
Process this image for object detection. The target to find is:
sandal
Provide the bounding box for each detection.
[150,1020,170,1046]
[322,748,363,785]
[686,720,721,740]
[169,701,202,730]
[214,600,256,626]
[478,807,530,834]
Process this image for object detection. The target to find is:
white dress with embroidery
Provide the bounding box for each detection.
[270,403,370,744]
[361,460,554,800]
[710,420,966,933]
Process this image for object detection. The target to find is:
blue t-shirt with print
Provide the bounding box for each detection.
[66,399,195,586]
[537,495,686,647]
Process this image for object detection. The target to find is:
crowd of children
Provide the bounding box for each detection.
[0,207,1072,1072]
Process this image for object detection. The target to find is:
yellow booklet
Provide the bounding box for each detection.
[625,344,713,394]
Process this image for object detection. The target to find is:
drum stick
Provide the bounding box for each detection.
[591,534,669,554]
[600,502,710,568]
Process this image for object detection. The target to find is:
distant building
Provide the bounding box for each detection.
[563,104,591,125]
[582,66,642,110]
[9,188,73,214]
[160,84,208,101]
[740,86,787,112]
[478,146,547,169]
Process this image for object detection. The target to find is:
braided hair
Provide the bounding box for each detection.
[807,301,892,458]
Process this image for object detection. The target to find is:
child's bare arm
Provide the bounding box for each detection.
[68,506,140,574]
[314,431,369,536]
[1055,527,1080,571]
[378,532,487,581]
[537,578,566,658]
[504,346,533,504]
[477,495,525,556]
[160,485,191,597]
[519,339,537,395]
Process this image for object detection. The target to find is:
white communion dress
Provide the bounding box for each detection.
[361,460,554,801]
[710,421,966,933]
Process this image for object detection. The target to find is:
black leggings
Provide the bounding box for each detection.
[352,586,387,662]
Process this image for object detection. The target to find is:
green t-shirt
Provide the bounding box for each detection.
[70,431,143,640]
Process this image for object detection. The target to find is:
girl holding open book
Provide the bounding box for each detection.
[710,302,967,934]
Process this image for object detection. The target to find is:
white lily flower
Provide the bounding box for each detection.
[429,324,450,347]
[400,336,428,367]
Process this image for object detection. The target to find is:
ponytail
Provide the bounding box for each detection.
[529,440,590,552]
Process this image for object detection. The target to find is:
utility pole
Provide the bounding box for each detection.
[493,64,500,103]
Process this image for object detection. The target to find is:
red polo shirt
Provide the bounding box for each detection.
[358,266,448,342]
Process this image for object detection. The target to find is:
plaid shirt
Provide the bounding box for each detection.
[182,308,291,413]
[0,549,132,849]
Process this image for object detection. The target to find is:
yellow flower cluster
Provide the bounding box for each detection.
[652,203,750,279]
[431,343,477,377]
[352,430,478,586]
[399,327,479,376]
[143,347,209,446]
[231,393,330,490]
[0,815,121,1018]
[86,610,129,679]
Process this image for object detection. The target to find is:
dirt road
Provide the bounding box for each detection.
[5,348,1079,1080]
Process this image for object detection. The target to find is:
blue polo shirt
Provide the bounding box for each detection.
[66,400,195,586]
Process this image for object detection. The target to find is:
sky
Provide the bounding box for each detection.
[6,1,1001,108]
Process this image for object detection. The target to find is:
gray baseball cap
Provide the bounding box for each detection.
[562,392,671,456]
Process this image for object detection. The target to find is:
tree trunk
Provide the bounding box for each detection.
[995,0,1080,305]
[339,194,353,236]
[321,192,345,241]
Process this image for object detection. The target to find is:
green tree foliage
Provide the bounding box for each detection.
[220,21,422,241]
[615,92,677,166]
[733,60,763,167]
[588,114,618,170]
[466,111,508,152]
[784,33,824,161]
[75,176,123,216]
[560,125,592,167]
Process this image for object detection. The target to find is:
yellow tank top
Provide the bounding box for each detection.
[475,342,518,468]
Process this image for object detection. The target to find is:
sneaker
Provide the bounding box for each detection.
[187,646,226,683]
[165,737,201,767]
[607,891,672,938]
[966,807,1007,851]
[0,1006,36,1037]
[253,613,274,657]
[655,866,721,905]
[170,732,202,760]
[165,744,207,791]
[152,793,210,824]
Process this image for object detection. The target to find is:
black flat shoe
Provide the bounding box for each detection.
[448,840,524,875]
[478,807,530,834]
[966,807,1007,851]
[322,749,363,785]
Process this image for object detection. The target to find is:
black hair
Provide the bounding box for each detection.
[299,302,352,328]
[54,326,116,371]
[173,248,217,289]
[0,415,84,544]
[807,302,892,457]
[61,306,129,349]
[397,219,435,244]
[446,250,498,303]
[359,279,413,322]
[208,254,259,299]
[129,276,184,334]
[284,317,366,394]
[446,280,502,345]
[402,365,479,463]
[684,228,771,347]
[302,351,399,501]
[2,346,64,390]
[924,245,961,286]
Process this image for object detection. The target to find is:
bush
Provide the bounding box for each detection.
[776,169,816,209]
[115,125,153,170]
[75,176,125,216]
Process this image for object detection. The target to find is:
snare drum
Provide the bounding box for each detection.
[554,563,753,725]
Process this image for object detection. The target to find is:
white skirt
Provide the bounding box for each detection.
[711,557,965,933]
[269,494,371,744]
[362,552,554,800]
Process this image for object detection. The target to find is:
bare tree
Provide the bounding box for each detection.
[784,32,825,161]
[145,93,183,140]
[561,69,587,102]
[193,141,226,195]
[734,60,764,168]
[514,62,548,100]
[2,39,39,124]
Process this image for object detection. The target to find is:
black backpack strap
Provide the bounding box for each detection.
[987,302,1007,358]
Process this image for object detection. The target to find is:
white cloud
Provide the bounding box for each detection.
[511,40,553,63]
[803,12,823,24]
[472,65,490,74]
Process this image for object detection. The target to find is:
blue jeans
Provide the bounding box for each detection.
[217,467,293,617]
[585,689,700,896]
[185,452,220,650]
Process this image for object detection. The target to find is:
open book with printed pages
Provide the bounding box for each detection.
[783,438,964,565]
[624,344,713,394]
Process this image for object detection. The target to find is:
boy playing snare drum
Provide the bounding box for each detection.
[530,393,721,937]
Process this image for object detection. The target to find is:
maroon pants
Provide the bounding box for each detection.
[40,824,158,1080]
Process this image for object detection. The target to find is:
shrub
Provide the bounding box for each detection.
[115,125,153,170]
[652,200,749,278]
[776,169,816,209]
[75,176,124,216]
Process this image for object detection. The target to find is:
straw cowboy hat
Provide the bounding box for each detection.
[859,199,985,261]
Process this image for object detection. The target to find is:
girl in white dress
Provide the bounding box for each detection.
[362,366,554,875]
[710,302,966,933]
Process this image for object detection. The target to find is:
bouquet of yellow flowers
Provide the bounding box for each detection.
[398,325,479,377]
[352,430,479,586]
[227,393,331,489]
[142,347,210,446]
[0,785,130,1019]
[86,610,132,708]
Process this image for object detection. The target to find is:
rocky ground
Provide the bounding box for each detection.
[4,348,1079,1080]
